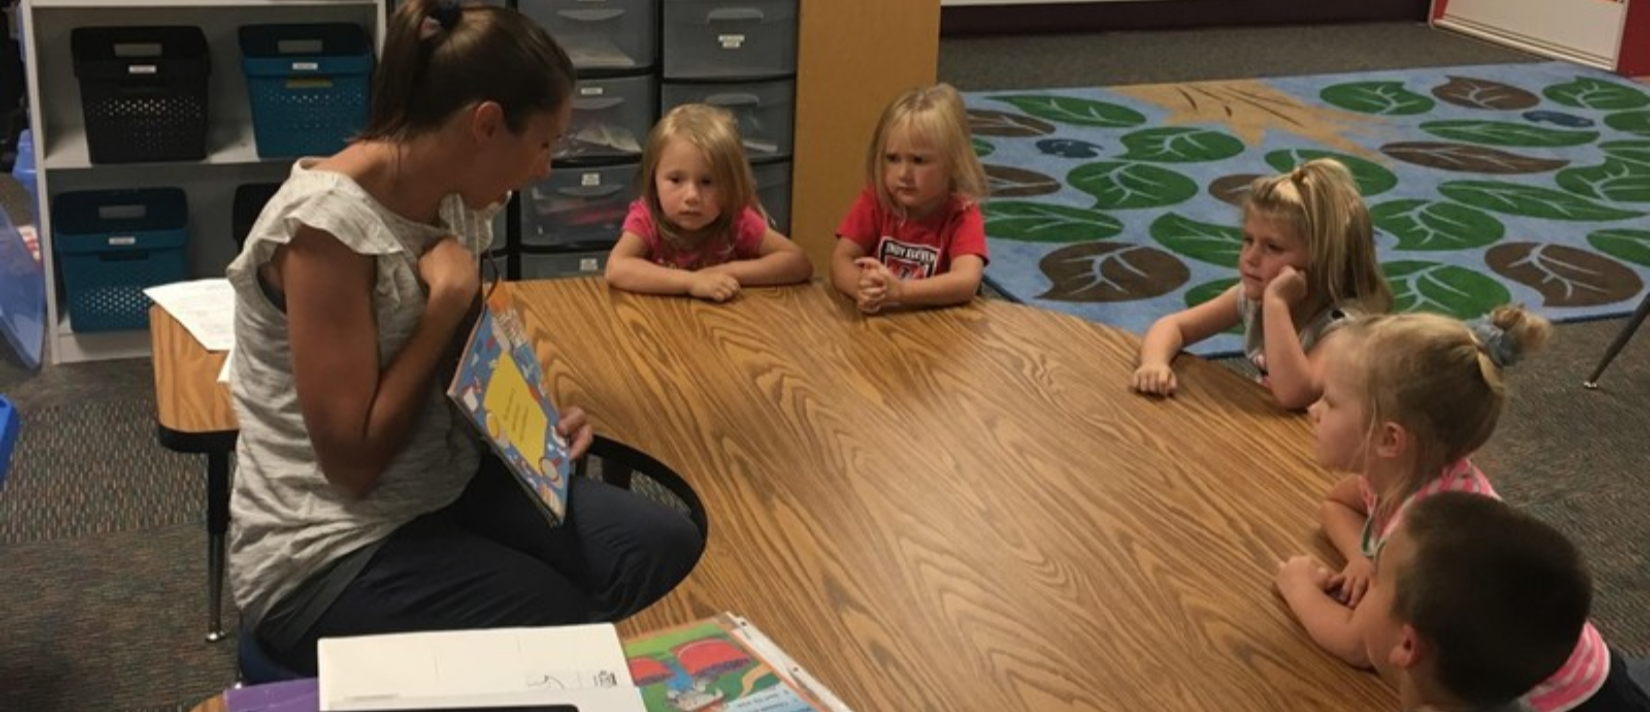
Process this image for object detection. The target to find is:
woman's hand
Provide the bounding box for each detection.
[420,237,480,307]
[556,406,595,461]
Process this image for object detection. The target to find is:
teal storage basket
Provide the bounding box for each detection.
[52,188,189,333]
[239,23,373,158]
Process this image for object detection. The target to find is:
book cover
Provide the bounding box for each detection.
[446,287,572,525]
[622,613,854,712]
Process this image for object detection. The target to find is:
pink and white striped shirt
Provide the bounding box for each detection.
[1358,459,1610,712]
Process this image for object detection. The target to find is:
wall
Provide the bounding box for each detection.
[941,0,1430,34]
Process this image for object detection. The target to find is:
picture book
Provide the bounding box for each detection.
[445,287,572,525]
[622,613,854,712]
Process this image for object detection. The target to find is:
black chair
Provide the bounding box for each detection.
[1583,292,1650,389]
[580,435,709,542]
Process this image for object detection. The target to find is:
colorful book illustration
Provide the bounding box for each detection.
[445,287,572,525]
[623,613,854,712]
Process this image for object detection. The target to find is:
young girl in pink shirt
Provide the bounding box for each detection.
[605,104,811,301]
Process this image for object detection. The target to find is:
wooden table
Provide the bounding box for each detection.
[510,279,1391,711]
[149,305,238,642]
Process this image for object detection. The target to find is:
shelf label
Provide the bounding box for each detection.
[127,65,158,75]
[718,34,747,50]
[580,173,601,187]
[291,61,320,72]
[107,236,137,247]
[579,86,605,96]
[579,258,598,272]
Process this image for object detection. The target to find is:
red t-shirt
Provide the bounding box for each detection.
[835,187,988,280]
[622,199,768,270]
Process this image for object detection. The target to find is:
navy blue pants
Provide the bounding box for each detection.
[261,455,704,675]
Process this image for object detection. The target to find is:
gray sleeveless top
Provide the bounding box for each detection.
[1238,294,1362,377]
[225,159,499,625]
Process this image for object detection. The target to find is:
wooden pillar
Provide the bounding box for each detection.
[791,0,942,275]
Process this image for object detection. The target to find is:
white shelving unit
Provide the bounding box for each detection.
[21,0,386,364]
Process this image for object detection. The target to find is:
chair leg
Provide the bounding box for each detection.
[1585,292,1650,389]
[206,450,230,642]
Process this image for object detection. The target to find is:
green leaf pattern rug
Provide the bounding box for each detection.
[967,62,1650,356]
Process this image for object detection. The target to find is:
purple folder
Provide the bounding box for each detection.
[223,678,318,712]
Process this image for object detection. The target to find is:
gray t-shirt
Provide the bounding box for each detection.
[225,159,499,626]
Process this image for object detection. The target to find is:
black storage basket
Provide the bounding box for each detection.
[71,26,211,164]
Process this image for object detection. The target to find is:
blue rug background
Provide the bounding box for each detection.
[967,61,1650,356]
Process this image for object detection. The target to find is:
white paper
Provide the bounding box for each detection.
[143,279,235,352]
[318,624,644,712]
[216,346,232,385]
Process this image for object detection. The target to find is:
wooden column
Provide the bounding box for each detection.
[791,0,942,275]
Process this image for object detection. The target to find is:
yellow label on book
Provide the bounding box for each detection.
[483,352,547,470]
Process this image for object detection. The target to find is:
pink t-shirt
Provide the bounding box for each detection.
[622,200,767,270]
[835,187,987,280]
[1358,459,1610,712]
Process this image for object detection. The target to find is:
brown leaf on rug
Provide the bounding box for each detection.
[1381,141,1570,174]
[1209,174,1265,206]
[1038,242,1189,302]
[968,109,1057,137]
[1431,76,1540,110]
[1485,242,1644,307]
[985,164,1062,197]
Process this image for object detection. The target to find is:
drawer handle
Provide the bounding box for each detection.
[706,8,765,22]
[558,8,625,22]
[573,96,625,111]
[704,92,760,108]
[558,184,625,198]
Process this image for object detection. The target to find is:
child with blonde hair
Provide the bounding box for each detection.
[605,103,811,302]
[1276,306,1642,711]
[831,83,990,314]
[1133,158,1392,408]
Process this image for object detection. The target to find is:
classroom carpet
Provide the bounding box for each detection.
[967,61,1650,356]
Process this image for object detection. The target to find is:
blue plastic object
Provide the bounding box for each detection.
[0,395,18,489]
[52,188,190,333]
[12,129,37,221]
[240,23,373,158]
[0,202,42,369]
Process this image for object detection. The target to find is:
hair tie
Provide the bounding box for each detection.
[1290,166,1307,184]
[1468,317,1519,368]
[420,0,463,39]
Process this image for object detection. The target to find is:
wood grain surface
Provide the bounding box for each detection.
[509,279,1391,712]
[149,305,237,436]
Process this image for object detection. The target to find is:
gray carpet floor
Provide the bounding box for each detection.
[1,21,1645,712]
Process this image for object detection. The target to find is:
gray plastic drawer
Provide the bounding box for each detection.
[521,162,638,249]
[662,0,798,79]
[520,250,610,280]
[752,160,790,234]
[661,79,793,160]
[559,74,657,161]
[520,0,658,70]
